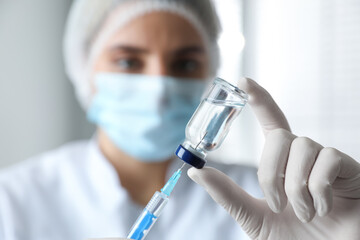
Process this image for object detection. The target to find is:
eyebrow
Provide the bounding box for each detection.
[109,44,204,55]
[109,45,149,54]
[175,46,205,56]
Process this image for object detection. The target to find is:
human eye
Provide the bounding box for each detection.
[172,59,202,76]
[115,58,143,72]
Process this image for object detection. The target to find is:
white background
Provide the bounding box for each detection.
[0,0,94,168]
[241,0,360,163]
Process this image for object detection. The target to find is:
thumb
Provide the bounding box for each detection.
[188,167,265,238]
[237,78,291,135]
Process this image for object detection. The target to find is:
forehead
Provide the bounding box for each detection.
[104,11,205,52]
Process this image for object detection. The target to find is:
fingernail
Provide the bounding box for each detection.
[187,168,199,182]
[315,197,327,217]
[303,211,311,223]
[268,194,281,213]
[294,204,313,223]
[299,216,310,223]
[297,210,311,223]
[314,197,321,215]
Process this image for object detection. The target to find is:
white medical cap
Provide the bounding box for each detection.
[63,0,221,109]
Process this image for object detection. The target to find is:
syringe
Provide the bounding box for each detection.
[127,163,186,240]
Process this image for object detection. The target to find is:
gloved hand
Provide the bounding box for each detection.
[188,78,360,240]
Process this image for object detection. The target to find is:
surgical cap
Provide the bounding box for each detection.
[63,0,221,109]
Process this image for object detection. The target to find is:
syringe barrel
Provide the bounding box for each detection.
[127,191,168,240]
[146,191,169,216]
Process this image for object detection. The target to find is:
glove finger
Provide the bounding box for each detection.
[258,129,296,213]
[236,78,291,135]
[309,147,360,217]
[188,167,264,239]
[284,137,323,222]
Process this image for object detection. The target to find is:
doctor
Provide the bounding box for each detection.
[0,0,261,240]
[0,1,359,240]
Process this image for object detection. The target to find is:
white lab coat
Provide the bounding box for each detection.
[0,139,261,240]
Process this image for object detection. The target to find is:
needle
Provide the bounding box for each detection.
[195,131,208,150]
[179,162,186,171]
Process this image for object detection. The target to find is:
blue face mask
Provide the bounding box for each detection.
[87,73,207,162]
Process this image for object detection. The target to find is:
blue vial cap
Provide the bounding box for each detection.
[175,145,206,169]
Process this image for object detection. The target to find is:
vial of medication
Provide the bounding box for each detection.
[175,77,248,169]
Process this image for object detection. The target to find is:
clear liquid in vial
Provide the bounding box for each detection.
[186,98,244,153]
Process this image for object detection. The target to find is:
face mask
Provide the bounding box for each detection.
[87,73,207,162]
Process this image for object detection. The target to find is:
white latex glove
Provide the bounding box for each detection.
[188,78,360,240]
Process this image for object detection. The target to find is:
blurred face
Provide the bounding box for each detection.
[93,11,209,79]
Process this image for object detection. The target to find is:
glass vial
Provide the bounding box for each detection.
[175,77,248,168]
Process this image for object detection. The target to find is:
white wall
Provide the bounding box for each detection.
[0,0,94,168]
[242,0,360,161]
[211,0,264,167]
